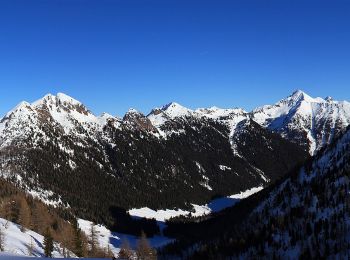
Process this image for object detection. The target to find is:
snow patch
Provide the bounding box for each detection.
[129,186,263,221]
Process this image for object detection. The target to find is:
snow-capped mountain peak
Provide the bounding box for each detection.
[252,90,350,154]
[147,102,193,128]
[32,92,89,115]
[32,92,81,106]
[288,89,320,103]
[195,106,247,119]
[56,92,82,105]
[325,96,333,102]
[3,101,32,119]
[161,102,193,118]
[1,90,349,157]
[125,108,142,115]
[0,93,106,147]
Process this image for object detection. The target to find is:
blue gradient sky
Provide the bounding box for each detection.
[0,0,349,116]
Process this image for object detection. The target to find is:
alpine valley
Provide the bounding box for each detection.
[0,90,349,259]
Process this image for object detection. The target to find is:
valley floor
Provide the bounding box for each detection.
[129,186,263,222]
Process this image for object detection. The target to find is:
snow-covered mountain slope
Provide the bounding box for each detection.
[217,125,350,258]
[0,93,112,145]
[252,90,350,154]
[233,128,350,258]
[177,126,350,259]
[147,102,249,138]
[0,91,329,230]
[0,218,72,258]
[6,91,350,228]
[148,90,350,155]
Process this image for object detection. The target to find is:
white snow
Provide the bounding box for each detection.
[27,189,65,208]
[252,90,350,154]
[0,93,118,142]
[129,186,263,222]
[219,165,232,171]
[57,92,82,106]
[161,102,193,118]
[195,107,247,120]
[126,108,141,114]
[0,218,73,258]
[128,206,210,222]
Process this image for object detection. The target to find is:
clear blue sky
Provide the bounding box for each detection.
[0,0,350,116]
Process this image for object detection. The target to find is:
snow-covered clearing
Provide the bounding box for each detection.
[129,186,263,222]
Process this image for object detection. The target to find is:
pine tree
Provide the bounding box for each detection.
[71,218,84,257]
[43,227,54,258]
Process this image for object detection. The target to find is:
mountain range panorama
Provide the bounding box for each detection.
[0,90,348,231]
[0,90,348,259]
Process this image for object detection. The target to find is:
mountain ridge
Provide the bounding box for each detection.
[0,91,311,225]
[0,90,346,231]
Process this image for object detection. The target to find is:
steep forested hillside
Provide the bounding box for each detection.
[0,178,115,258]
[166,126,350,259]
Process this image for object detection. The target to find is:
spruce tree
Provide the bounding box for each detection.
[43,227,54,258]
[72,218,84,257]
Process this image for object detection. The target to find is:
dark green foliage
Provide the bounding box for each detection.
[71,218,84,257]
[43,227,54,258]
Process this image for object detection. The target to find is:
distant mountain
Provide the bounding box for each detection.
[252,90,350,155]
[148,90,350,156]
[0,91,311,227]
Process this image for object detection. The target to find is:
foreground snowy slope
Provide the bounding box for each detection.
[0,218,72,258]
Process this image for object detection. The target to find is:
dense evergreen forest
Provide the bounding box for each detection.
[160,127,350,259]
